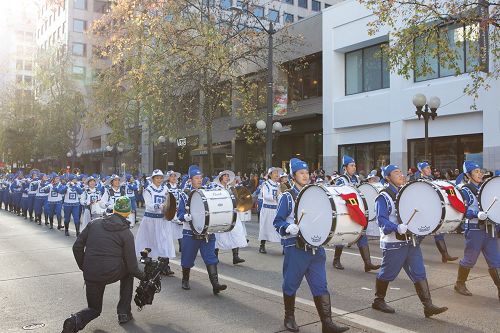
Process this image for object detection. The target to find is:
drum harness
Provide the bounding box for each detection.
[287,188,320,255]
[463,183,497,237]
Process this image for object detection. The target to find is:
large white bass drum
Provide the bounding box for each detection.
[188,188,236,235]
[294,184,368,248]
[396,179,465,236]
[357,183,385,237]
[478,176,500,224]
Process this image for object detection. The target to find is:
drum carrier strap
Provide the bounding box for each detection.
[380,188,408,241]
[285,188,316,252]
[462,183,488,230]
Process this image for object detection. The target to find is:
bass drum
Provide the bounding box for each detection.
[357,183,385,237]
[188,189,236,235]
[294,184,368,248]
[431,180,465,233]
[479,176,500,224]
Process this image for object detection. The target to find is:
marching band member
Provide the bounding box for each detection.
[58,174,84,236]
[28,171,39,221]
[0,175,7,210]
[80,176,102,231]
[177,165,227,294]
[165,170,183,252]
[123,174,138,227]
[333,155,380,272]
[258,167,283,254]
[20,177,29,219]
[135,169,175,276]
[213,170,247,265]
[417,161,458,263]
[372,165,447,317]
[34,173,50,226]
[42,173,63,230]
[455,161,500,300]
[99,175,125,214]
[274,158,349,333]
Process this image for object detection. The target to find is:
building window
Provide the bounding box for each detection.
[72,65,86,79]
[93,0,110,13]
[284,13,294,23]
[236,1,248,11]
[298,0,308,9]
[345,43,389,95]
[220,0,232,10]
[339,141,390,177]
[283,0,294,4]
[312,0,321,12]
[16,60,23,70]
[25,62,32,71]
[252,6,264,18]
[74,0,87,10]
[286,52,322,103]
[408,134,482,174]
[73,19,87,33]
[212,81,232,118]
[202,0,215,7]
[72,42,86,56]
[414,24,483,82]
[91,136,101,149]
[267,9,279,23]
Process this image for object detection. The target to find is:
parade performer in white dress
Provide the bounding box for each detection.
[165,170,183,252]
[258,167,283,254]
[99,175,125,214]
[80,176,103,231]
[134,169,175,276]
[213,170,247,265]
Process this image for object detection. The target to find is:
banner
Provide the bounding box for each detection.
[273,85,288,116]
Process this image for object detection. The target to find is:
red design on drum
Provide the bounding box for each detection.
[339,193,368,227]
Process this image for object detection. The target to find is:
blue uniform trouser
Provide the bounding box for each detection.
[28,194,36,215]
[460,228,500,269]
[181,230,218,268]
[335,234,369,250]
[377,243,427,283]
[34,197,47,215]
[0,190,4,208]
[129,197,137,212]
[13,193,22,208]
[282,245,329,297]
[21,196,29,211]
[47,201,62,219]
[63,204,80,226]
[434,234,445,241]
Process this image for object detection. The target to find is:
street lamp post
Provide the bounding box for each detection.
[106,143,124,174]
[412,94,441,161]
[231,6,276,170]
[256,120,282,171]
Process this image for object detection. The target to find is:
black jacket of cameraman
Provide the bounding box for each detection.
[73,213,144,283]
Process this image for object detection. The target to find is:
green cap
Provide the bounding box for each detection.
[113,196,131,214]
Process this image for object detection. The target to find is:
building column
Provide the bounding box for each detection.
[390,120,408,171]
[140,121,152,174]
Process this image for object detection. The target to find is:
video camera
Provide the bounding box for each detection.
[134,248,168,310]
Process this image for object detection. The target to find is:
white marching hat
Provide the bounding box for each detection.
[215,170,235,187]
[267,167,284,176]
[151,169,164,178]
[166,170,181,179]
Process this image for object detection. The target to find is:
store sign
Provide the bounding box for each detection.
[177,138,187,147]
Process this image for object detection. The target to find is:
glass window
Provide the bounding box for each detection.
[283,0,294,4]
[253,6,264,18]
[465,24,480,72]
[73,19,86,32]
[202,0,215,7]
[74,0,86,10]
[72,65,86,78]
[440,24,465,77]
[284,13,294,24]
[72,42,86,56]
[268,9,279,23]
[298,0,308,9]
[25,62,32,71]
[93,0,110,13]
[286,52,322,102]
[236,1,248,11]
[339,142,390,176]
[345,43,389,95]
[414,35,438,82]
[220,0,232,10]
[312,0,321,12]
[16,60,23,70]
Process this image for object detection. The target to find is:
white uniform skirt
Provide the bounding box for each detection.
[216,215,248,250]
[258,207,281,242]
[81,209,92,231]
[171,218,183,240]
[135,216,176,259]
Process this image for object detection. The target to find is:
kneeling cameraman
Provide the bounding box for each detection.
[62,196,145,333]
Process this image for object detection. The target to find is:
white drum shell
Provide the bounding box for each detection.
[189,189,236,234]
[357,183,385,237]
[432,180,465,234]
[479,176,500,224]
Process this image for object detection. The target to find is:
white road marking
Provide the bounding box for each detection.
[361,287,372,291]
[324,247,383,260]
[170,260,416,333]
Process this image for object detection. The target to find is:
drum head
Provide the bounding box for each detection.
[357,184,379,221]
[189,191,207,234]
[479,176,500,224]
[396,181,443,235]
[296,185,334,247]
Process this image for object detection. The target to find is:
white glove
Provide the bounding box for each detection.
[286,224,300,236]
[183,213,192,222]
[397,224,408,235]
[478,211,488,221]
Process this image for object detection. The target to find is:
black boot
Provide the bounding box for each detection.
[232,248,245,265]
[414,279,448,318]
[75,224,80,237]
[333,246,344,270]
[259,240,267,254]
[359,245,380,272]
[57,217,63,230]
[488,268,500,301]
[64,224,70,237]
[178,239,182,253]
[23,210,28,219]
[45,215,49,226]
[117,312,133,325]
[181,267,191,290]
[372,279,395,313]
[159,257,174,276]
[214,248,219,259]
[49,217,54,229]
[206,264,227,295]
[435,239,458,263]
[283,293,299,332]
[29,212,33,221]
[313,294,349,333]
[62,314,79,333]
[454,265,472,296]
[37,214,42,225]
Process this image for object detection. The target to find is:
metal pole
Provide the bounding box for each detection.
[424,105,429,161]
[265,23,274,170]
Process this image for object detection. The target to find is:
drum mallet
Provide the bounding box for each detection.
[297,209,306,225]
[484,197,498,237]
[405,209,419,245]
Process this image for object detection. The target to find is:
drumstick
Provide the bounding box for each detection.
[405,209,419,226]
[485,197,498,214]
[297,209,305,226]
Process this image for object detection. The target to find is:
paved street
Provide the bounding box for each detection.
[1,209,500,333]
